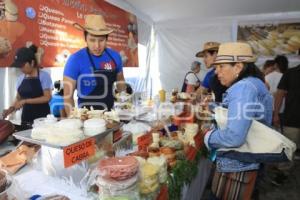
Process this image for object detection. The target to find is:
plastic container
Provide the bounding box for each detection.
[98,156,139,181]
[84,118,107,136]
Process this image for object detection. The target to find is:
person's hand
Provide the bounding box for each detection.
[2,106,15,119]
[14,99,26,110]
[273,113,280,128]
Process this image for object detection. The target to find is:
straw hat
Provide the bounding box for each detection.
[213,42,257,65]
[195,41,220,57]
[73,14,113,36]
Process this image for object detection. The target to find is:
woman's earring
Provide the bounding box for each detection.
[236,73,239,78]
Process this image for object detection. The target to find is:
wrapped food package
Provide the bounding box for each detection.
[159,138,183,150]
[84,118,106,136]
[148,147,160,157]
[87,109,106,119]
[0,145,37,174]
[98,156,139,181]
[31,118,86,146]
[55,119,83,130]
[104,110,120,122]
[134,156,146,166]
[97,173,139,197]
[147,156,168,183]
[159,147,176,168]
[183,123,199,147]
[97,157,140,200]
[139,163,159,195]
[122,122,151,145]
[40,146,89,187]
[101,195,137,200]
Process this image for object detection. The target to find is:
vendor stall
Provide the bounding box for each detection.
[0,91,214,200]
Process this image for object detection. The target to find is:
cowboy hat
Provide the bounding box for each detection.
[195,41,220,57]
[73,14,113,36]
[213,42,257,65]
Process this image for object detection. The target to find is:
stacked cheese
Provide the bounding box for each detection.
[178,123,199,147]
[139,163,159,195]
[31,119,84,146]
[97,156,140,199]
[147,156,168,184]
[84,118,106,136]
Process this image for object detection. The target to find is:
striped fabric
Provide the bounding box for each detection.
[211,170,257,200]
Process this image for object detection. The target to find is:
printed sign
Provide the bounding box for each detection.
[194,133,203,150]
[63,137,95,168]
[0,0,139,67]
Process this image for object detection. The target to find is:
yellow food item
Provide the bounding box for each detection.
[139,182,159,194]
[140,163,159,178]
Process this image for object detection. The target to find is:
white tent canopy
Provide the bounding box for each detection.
[107,0,300,93]
[122,0,300,23]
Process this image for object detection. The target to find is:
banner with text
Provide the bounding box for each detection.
[0,0,138,67]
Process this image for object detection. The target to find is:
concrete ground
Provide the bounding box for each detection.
[258,160,300,200]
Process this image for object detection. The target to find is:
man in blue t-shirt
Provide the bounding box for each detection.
[63,14,125,115]
[195,41,227,102]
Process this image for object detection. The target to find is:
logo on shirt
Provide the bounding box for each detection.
[100,61,116,71]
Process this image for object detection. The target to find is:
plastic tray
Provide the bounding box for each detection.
[13,123,122,149]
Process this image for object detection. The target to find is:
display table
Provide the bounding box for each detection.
[13,157,212,199]
[14,167,89,199]
[5,103,214,199]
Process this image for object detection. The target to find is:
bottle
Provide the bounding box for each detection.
[159,89,166,102]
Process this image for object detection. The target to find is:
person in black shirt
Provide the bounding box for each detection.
[274,65,300,155]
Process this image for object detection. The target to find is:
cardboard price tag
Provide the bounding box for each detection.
[113,129,122,143]
[63,138,95,168]
[137,133,153,147]
[185,145,197,161]
[194,133,203,150]
[156,184,168,200]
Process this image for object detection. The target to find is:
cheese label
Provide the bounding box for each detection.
[137,133,153,147]
[194,133,203,149]
[63,138,95,168]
